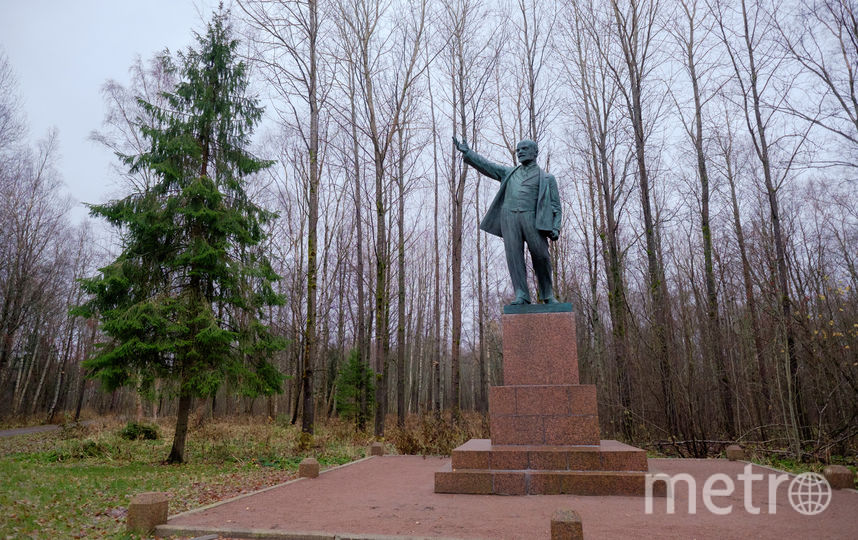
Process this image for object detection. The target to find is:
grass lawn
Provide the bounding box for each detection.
[0,417,373,539]
[2,413,852,537]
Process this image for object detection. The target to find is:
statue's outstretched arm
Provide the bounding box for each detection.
[453,136,511,181]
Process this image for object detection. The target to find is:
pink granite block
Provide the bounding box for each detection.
[456,438,492,451]
[600,449,648,471]
[598,440,648,471]
[529,449,568,470]
[568,385,598,414]
[544,416,600,446]
[529,472,563,494]
[490,448,529,470]
[489,386,516,416]
[561,472,646,496]
[494,472,527,495]
[491,415,544,445]
[450,439,490,469]
[607,474,647,496]
[434,464,492,494]
[600,439,638,451]
[647,475,668,497]
[516,385,570,415]
[452,449,490,470]
[566,449,602,470]
[502,312,579,386]
[560,473,600,495]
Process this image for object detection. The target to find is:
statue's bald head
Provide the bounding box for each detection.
[516,139,538,165]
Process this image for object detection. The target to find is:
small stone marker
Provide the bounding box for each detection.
[725,444,745,461]
[551,508,583,540]
[299,457,320,478]
[823,465,854,490]
[370,441,385,456]
[127,491,168,534]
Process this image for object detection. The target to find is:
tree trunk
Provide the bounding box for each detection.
[426,44,442,419]
[684,19,735,438]
[300,0,320,438]
[720,122,769,437]
[475,164,487,413]
[396,130,407,427]
[611,0,677,436]
[14,324,41,415]
[290,369,302,425]
[29,338,51,416]
[73,369,87,422]
[167,392,193,464]
[373,147,388,437]
[729,0,809,450]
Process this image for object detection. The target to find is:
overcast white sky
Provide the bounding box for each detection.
[0,0,216,223]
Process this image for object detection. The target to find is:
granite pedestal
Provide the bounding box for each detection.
[435,305,655,496]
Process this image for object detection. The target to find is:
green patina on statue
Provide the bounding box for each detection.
[454,136,561,305]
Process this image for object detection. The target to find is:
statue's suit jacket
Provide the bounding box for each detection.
[463,149,562,238]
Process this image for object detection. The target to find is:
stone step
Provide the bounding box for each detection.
[435,462,658,496]
[450,439,647,472]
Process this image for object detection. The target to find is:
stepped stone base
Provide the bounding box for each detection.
[436,439,657,496]
[434,308,656,497]
[450,438,647,471]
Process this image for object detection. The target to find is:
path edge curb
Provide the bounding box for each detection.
[164,455,378,521]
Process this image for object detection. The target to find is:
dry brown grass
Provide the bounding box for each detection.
[387,411,489,455]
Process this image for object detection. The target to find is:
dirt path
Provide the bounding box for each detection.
[0,420,92,438]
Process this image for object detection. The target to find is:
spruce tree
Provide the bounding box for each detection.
[76,8,285,463]
[335,349,375,430]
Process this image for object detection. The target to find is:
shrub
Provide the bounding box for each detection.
[42,438,113,462]
[119,421,159,441]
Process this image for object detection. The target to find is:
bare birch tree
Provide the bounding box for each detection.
[608,0,678,435]
[239,0,331,437]
[712,0,811,454]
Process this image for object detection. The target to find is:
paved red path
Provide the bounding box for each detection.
[162,456,858,539]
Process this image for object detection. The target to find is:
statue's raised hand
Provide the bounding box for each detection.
[452,136,470,154]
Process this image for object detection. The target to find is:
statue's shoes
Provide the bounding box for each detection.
[543,297,559,304]
[510,298,531,305]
